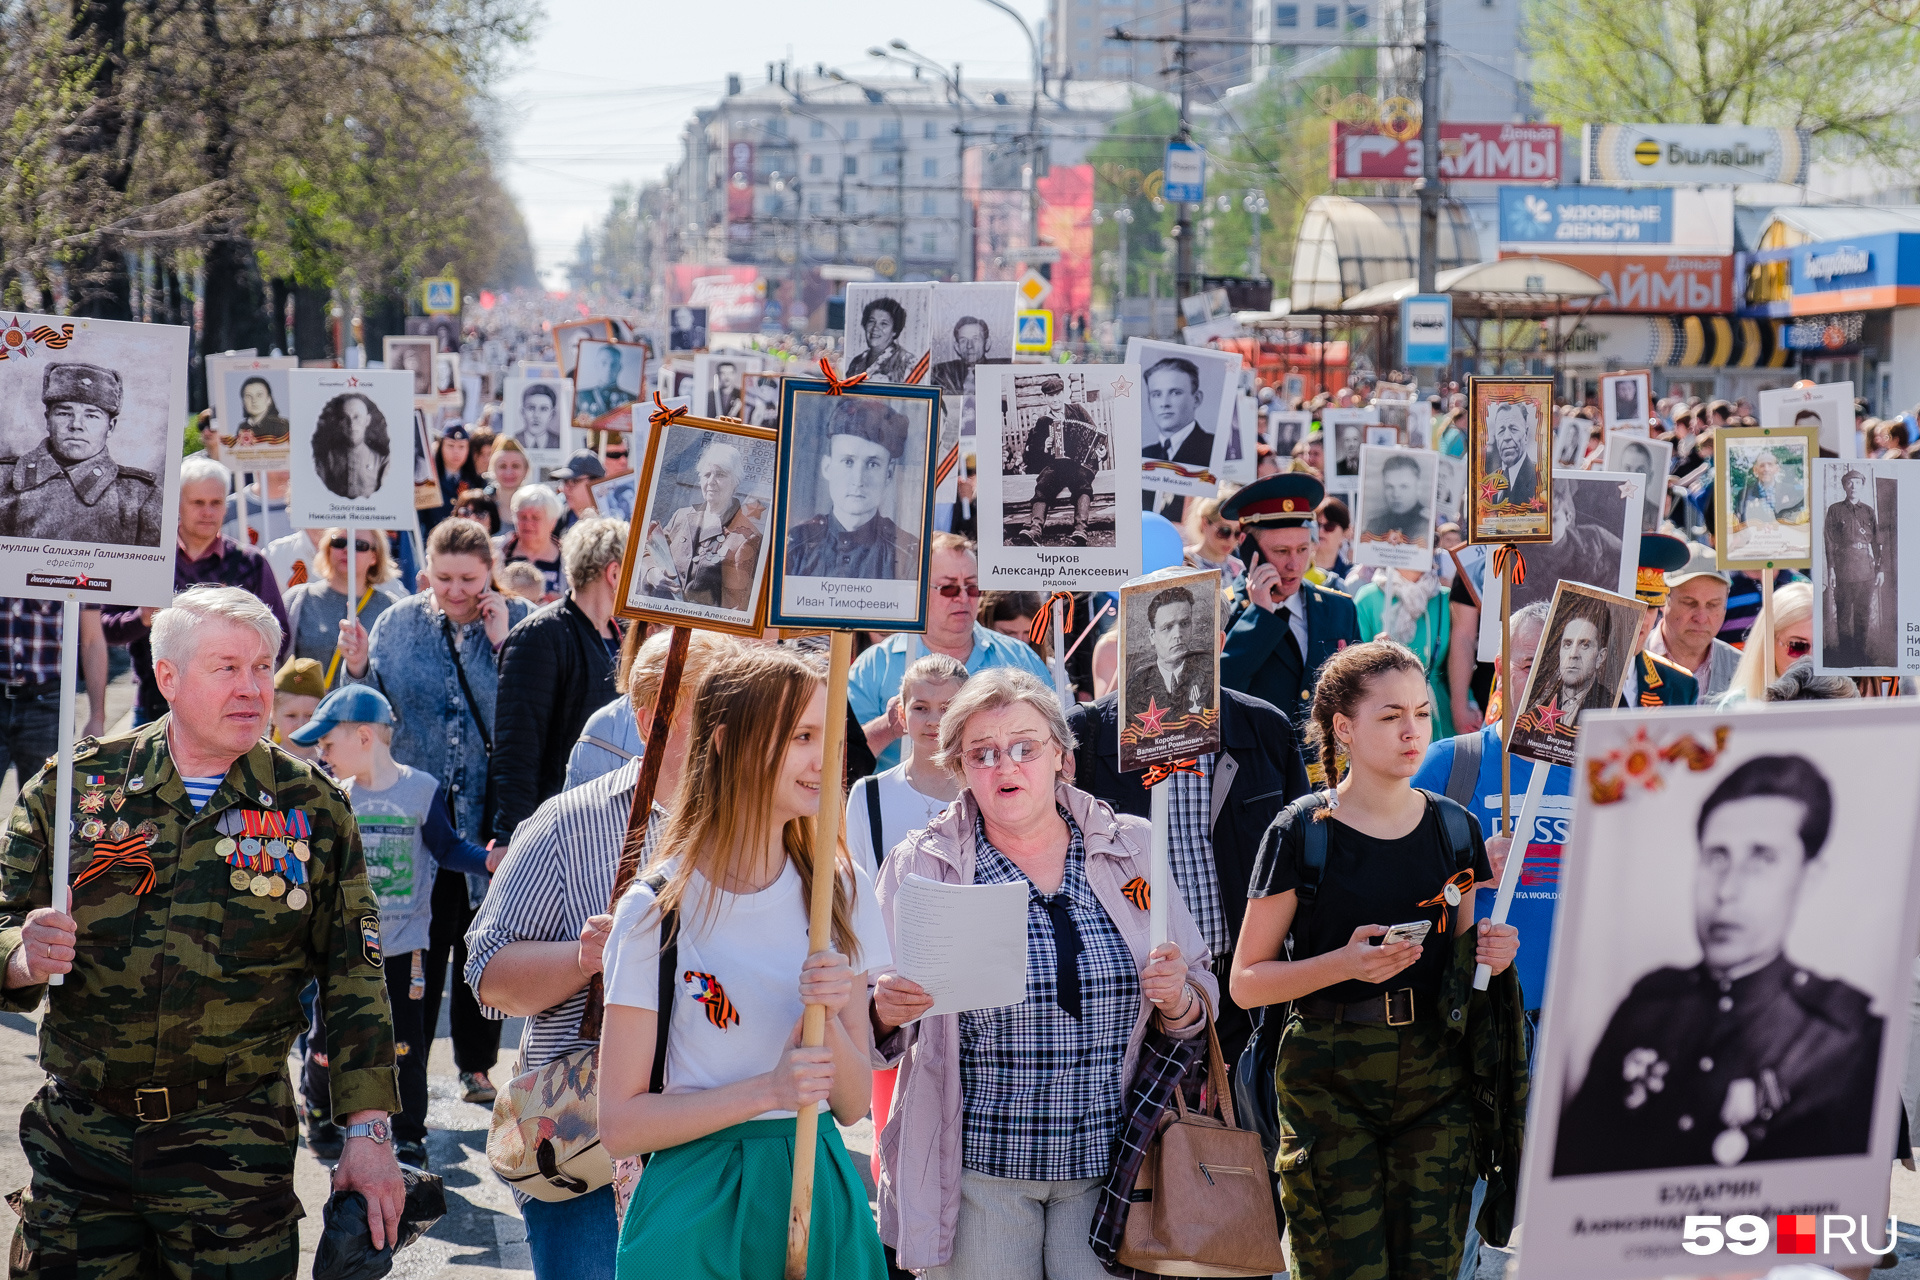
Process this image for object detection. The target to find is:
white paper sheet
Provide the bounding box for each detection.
[894,873,1029,1018]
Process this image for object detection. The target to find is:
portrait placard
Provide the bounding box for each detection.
[1811,457,1912,675]
[1218,394,1256,485]
[216,364,295,470]
[1354,445,1440,572]
[592,470,638,522]
[1598,370,1651,437]
[1435,453,1467,526]
[741,372,782,427]
[770,380,938,631]
[382,336,435,398]
[1467,376,1554,543]
[1714,426,1815,571]
[1268,409,1310,460]
[574,340,646,428]
[1476,471,1643,662]
[551,317,615,379]
[1603,433,1671,534]
[0,314,186,606]
[1126,339,1241,498]
[1406,399,1434,451]
[842,283,933,384]
[1515,701,1920,1280]
[693,353,753,421]
[928,281,1017,409]
[614,413,777,637]
[1759,380,1854,458]
[1117,566,1223,773]
[668,307,708,352]
[500,376,574,472]
[974,365,1143,593]
[1320,406,1379,497]
[1505,581,1644,769]
[286,369,417,531]
[432,352,461,401]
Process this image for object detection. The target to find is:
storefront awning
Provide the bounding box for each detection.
[1566,314,1793,368]
[1341,257,1608,314]
[1287,196,1480,312]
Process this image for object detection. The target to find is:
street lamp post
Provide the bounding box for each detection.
[875,41,974,281]
[1242,188,1269,279]
[830,70,908,275]
[976,0,1043,249]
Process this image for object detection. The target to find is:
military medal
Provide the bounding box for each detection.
[1713,1079,1759,1166]
[78,790,106,815]
[292,840,310,862]
[108,819,129,841]
[267,875,286,897]
[231,868,253,890]
[109,786,125,810]
[216,837,236,857]
[250,874,270,896]
[137,821,158,847]
[287,887,308,910]
[266,839,287,860]
[240,837,261,857]
[80,818,104,841]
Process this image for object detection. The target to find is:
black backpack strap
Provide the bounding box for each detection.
[864,777,885,867]
[643,871,677,1095]
[1444,730,1483,810]
[1416,788,1480,873]
[1276,789,1335,957]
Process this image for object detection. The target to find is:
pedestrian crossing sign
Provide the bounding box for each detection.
[422,277,459,315]
[1015,310,1053,353]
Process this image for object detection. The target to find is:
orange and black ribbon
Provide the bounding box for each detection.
[816,357,870,395]
[1141,757,1204,787]
[905,351,932,385]
[72,837,156,897]
[648,392,689,429]
[1491,544,1526,587]
[1121,876,1150,911]
[1028,592,1075,647]
[1415,869,1478,932]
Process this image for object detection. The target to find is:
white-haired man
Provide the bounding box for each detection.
[0,585,404,1273]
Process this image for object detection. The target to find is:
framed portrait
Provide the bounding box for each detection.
[1598,370,1651,437]
[1125,338,1242,500]
[1268,409,1310,460]
[613,413,777,637]
[427,314,459,353]
[1760,380,1854,458]
[1354,445,1440,572]
[432,351,461,401]
[843,282,934,385]
[1363,424,1399,449]
[1475,470,1644,662]
[1435,453,1467,526]
[693,352,754,421]
[1406,399,1434,451]
[574,339,647,428]
[0,313,187,606]
[974,365,1143,592]
[382,336,436,398]
[1117,566,1222,773]
[592,470,639,523]
[215,363,295,470]
[770,379,939,631]
[668,307,708,352]
[551,317,615,380]
[1505,581,1644,769]
[1318,407,1379,496]
[1811,457,1911,675]
[206,353,296,455]
[1467,375,1555,544]
[1516,701,1920,1280]
[1602,433,1671,535]
[500,375,575,472]
[1715,426,1816,571]
[286,369,417,531]
[741,371,782,428]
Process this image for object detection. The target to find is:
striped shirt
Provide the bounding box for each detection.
[464,758,662,1074]
[181,774,224,812]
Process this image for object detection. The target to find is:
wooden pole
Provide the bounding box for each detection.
[1499,559,1514,838]
[1760,571,1776,686]
[45,595,78,988]
[786,629,853,1280]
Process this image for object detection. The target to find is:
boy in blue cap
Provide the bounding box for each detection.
[291,686,492,1169]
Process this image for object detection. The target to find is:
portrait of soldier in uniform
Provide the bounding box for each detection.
[1117,566,1221,771]
[1360,452,1432,548]
[1509,587,1633,767]
[0,362,162,547]
[669,307,708,352]
[1009,374,1110,548]
[574,342,641,421]
[1606,434,1672,535]
[706,361,744,421]
[1555,754,1882,1174]
[311,392,392,501]
[783,396,922,581]
[1133,584,1211,719]
[1821,464,1890,669]
[384,337,433,397]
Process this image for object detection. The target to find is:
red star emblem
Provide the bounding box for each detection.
[1110,374,1133,398]
[1532,694,1565,733]
[1478,474,1508,505]
[1131,696,1170,736]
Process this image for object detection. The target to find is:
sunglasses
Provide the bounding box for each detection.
[961,738,1048,770]
[329,537,374,553]
[1784,637,1812,658]
[605,450,628,460]
[934,583,983,599]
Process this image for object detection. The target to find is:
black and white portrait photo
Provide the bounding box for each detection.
[1604,433,1672,535]
[1516,703,1920,1280]
[1813,458,1905,674]
[1117,566,1222,773]
[771,381,937,630]
[1354,446,1439,572]
[1600,370,1651,436]
[216,365,294,472]
[574,339,646,425]
[433,352,460,399]
[1435,454,1466,526]
[286,368,416,531]
[426,314,460,353]
[974,365,1143,593]
[1321,408,1375,496]
[928,281,1017,400]
[1716,427,1815,570]
[1761,381,1855,457]
[1468,377,1555,544]
[383,336,435,398]
[1125,338,1241,506]
[593,471,638,523]
[694,353,749,421]
[614,417,777,636]
[552,317,615,379]
[501,376,573,467]
[842,282,932,385]
[668,307,708,352]
[1268,409,1309,460]
[1506,582,1643,769]
[741,372,782,428]
[1476,470,1643,661]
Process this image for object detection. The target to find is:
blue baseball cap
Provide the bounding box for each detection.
[288,685,396,745]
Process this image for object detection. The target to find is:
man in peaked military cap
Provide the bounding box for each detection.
[1625,532,1699,708]
[0,362,163,547]
[784,396,921,581]
[1554,753,1881,1174]
[0,585,403,1275]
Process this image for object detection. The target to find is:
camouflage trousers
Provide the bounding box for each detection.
[1273,1011,1474,1280]
[8,1074,301,1279]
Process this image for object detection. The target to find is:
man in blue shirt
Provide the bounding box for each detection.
[851,533,1052,770]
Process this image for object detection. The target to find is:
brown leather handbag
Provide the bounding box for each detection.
[1117,993,1288,1278]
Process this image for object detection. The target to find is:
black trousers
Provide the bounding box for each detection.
[303,956,431,1144]
[422,869,502,1075]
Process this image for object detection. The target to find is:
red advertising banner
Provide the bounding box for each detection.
[668,264,763,332]
[1330,122,1561,183]
[726,139,754,224]
[1504,252,1736,313]
[1037,164,1094,326]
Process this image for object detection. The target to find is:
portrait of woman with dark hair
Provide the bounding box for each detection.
[312,391,391,499]
[845,296,914,382]
[229,375,290,445]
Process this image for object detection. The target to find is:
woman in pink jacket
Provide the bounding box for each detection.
[870,668,1218,1277]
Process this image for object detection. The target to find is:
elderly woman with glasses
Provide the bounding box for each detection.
[869,668,1217,1279]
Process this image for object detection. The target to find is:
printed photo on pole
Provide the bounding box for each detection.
[382,336,435,398]
[668,307,708,352]
[1467,375,1555,544]
[1435,453,1467,526]
[1268,409,1310,460]
[1354,445,1440,572]
[573,339,647,428]
[614,412,777,638]
[1320,406,1379,497]
[1812,457,1908,675]
[432,352,461,402]
[770,378,938,631]
[1475,471,1643,662]
[285,369,417,531]
[551,317,615,380]
[1759,381,1854,458]
[592,470,638,522]
[1604,433,1672,534]
[693,352,754,421]
[1598,370,1652,437]
[741,371,782,428]
[500,375,574,473]
[1515,701,1920,1280]
[0,314,186,606]
[929,281,1017,405]
[1117,566,1222,774]
[842,282,933,384]
[1505,582,1644,769]
[1715,426,1816,571]
[1126,338,1242,499]
[974,365,1143,593]
[215,364,294,470]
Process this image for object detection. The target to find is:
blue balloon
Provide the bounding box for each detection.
[1141,511,1186,574]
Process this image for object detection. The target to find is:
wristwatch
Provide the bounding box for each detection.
[344,1118,390,1145]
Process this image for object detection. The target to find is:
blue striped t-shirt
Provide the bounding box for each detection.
[182,774,224,812]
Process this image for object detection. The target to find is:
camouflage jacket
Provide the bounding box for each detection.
[0,718,399,1118]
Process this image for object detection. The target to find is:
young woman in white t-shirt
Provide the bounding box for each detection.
[599,647,891,1280]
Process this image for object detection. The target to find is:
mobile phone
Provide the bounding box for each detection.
[1370,920,1433,948]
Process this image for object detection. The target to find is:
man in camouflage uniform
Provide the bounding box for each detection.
[0,363,163,548]
[0,585,403,1277]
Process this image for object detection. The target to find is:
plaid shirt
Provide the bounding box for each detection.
[960,812,1142,1181]
[1088,1024,1205,1273]
[1166,753,1227,960]
[0,597,95,686]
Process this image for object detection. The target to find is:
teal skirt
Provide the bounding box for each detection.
[616,1117,887,1280]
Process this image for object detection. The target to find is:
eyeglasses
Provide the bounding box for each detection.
[329,537,374,553]
[962,739,1048,770]
[934,583,983,599]
[1784,637,1812,658]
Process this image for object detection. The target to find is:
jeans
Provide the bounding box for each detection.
[0,691,60,787]
[524,1183,619,1280]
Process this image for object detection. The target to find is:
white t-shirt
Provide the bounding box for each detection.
[603,857,892,1120]
[845,765,955,880]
